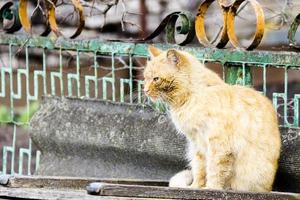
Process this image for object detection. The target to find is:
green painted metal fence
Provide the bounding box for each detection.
[0,34,300,176]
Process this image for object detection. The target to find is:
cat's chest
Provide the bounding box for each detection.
[170,108,207,138]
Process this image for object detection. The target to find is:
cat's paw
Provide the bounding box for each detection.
[169,169,193,188]
[189,180,205,189]
[204,184,224,191]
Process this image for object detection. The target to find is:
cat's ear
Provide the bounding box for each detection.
[166,49,186,67]
[148,46,163,58]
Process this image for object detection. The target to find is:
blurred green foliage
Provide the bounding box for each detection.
[17,102,40,124]
[0,106,11,123]
[0,102,40,124]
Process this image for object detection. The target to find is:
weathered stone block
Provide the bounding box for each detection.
[29,97,186,180]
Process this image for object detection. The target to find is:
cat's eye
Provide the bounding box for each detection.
[153,77,160,82]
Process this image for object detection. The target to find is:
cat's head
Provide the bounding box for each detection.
[143,46,192,105]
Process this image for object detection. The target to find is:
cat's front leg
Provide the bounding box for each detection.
[190,153,206,189]
[169,169,193,188]
[206,136,234,190]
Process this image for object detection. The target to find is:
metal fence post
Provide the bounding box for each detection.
[224,63,252,86]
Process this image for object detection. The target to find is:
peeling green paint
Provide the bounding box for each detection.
[225,63,252,86]
[1,34,300,67]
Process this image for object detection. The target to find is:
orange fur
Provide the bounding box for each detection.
[144,46,281,192]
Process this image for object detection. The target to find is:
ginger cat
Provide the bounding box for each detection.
[143,46,281,192]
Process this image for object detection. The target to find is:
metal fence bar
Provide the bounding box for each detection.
[9,44,14,122]
[111,53,116,101]
[43,49,47,96]
[128,55,133,103]
[284,67,289,126]
[294,95,300,127]
[262,64,267,95]
[137,80,144,104]
[2,125,16,175]
[59,48,64,96]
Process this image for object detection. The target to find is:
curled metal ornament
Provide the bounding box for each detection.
[195,0,229,48]
[0,1,22,33]
[227,0,265,50]
[47,0,85,39]
[288,13,300,49]
[142,12,195,46]
[19,0,51,36]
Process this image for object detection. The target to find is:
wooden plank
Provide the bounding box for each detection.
[2,175,168,190]
[0,187,156,200]
[87,183,300,200]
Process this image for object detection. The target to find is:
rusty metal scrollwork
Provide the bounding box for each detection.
[140,12,195,46]
[288,13,300,49]
[46,0,85,39]
[0,0,299,51]
[227,0,265,50]
[19,0,51,36]
[0,0,85,38]
[195,0,229,48]
[195,0,265,50]
[0,1,22,33]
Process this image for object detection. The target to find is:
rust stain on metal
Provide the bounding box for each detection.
[18,0,51,36]
[227,0,265,50]
[18,0,30,33]
[70,0,85,39]
[47,0,85,39]
[195,0,229,48]
[195,0,265,50]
